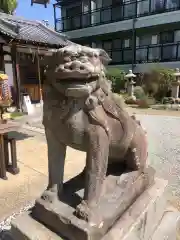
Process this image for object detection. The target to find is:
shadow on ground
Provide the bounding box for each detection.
[0,230,13,240]
[7,131,33,141]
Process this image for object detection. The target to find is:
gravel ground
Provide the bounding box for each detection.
[137,114,180,197]
[1,114,180,238]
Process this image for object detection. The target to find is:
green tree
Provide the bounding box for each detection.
[142,67,175,101]
[0,0,18,14]
[106,68,125,93]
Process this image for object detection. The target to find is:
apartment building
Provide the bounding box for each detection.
[53,0,180,72]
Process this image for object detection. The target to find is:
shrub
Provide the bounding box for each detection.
[143,67,175,101]
[106,68,125,93]
[137,67,175,101]
[134,86,146,100]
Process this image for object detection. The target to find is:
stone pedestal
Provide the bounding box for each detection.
[171,84,180,99]
[127,82,135,97]
[10,175,178,240]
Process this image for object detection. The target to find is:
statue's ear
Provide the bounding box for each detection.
[99,49,112,65]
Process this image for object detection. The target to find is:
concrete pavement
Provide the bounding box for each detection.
[0,129,85,222]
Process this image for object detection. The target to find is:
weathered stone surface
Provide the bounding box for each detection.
[41,44,149,225]
[31,167,154,240]
[102,177,168,240]
[152,208,180,240]
[11,177,168,240]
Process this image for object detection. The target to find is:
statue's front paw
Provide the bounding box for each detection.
[41,190,57,204]
[74,201,103,227]
[75,200,90,222]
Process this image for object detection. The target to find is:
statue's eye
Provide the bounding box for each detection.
[80,66,85,70]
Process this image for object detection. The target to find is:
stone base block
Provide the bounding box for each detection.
[152,208,180,240]
[102,177,168,240]
[31,167,154,240]
[11,176,169,240]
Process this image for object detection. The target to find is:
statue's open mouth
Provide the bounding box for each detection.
[55,73,99,98]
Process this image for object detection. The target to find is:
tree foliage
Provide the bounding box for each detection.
[0,0,18,14]
[106,68,125,93]
[137,67,175,101]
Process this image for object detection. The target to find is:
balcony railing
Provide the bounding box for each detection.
[55,0,180,32]
[108,42,180,65]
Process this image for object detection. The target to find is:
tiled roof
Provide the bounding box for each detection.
[0,12,69,47]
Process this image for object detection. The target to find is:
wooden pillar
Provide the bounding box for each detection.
[11,45,21,111]
[36,51,43,103]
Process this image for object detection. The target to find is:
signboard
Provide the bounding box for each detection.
[22,95,35,115]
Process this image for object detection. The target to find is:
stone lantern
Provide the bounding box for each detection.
[172,68,180,99]
[125,69,136,97]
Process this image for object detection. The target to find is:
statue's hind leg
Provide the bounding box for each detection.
[125,128,148,173]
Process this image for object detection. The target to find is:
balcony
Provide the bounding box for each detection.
[108,42,180,65]
[55,0,180,32]
[136,42,180,64]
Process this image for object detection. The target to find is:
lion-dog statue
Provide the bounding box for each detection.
[41,44,148,226]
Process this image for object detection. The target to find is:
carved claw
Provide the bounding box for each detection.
[41,190,58,204]
[75,200,90,222]
[74,200,103,227]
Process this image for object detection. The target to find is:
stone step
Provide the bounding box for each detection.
[11,212,62,240]
[151,208,180,240]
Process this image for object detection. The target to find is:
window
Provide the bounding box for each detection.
[103,41,112,51]
[101,8,112,22]
[166,0,179,10]
[123,0,136,18]
[66,5,81,17]
[123,38,132,48]
[137,0,149,16]
[103,40,112,57]
[137,35,153,46]
[82,0,90,12]
[102,0,112,7]
[113,39,122,49]
[152,35,158,44]
[112,5,123,20]
[112,0,123,4]
[95,41,103,49]
[175,30,180,42]
[160,32,174,44]
[151,0,165,12]
[82,0,91,26]
[91,11,100,25]
[112,50,122,63]
[82,12,90,27]
[66,5,82,29]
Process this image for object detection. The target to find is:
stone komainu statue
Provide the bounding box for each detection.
[41,44,148,224]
